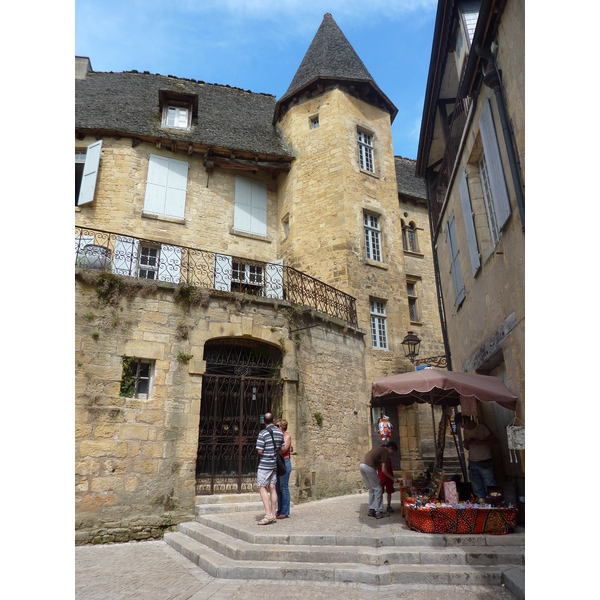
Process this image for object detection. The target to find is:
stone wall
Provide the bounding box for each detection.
[75,136,282,265]
[75,271,368,543]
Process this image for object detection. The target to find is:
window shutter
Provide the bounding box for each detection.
[479,99,511,230]
[164,158,188,219]
[251,181,267,236]
[266,259,284,299]
[158,244,181,283]
[458,168,481,276]
[234,177,253,233]
[214,253,232,291]
[144,155,169,214]
[75,235,95,266]
[235,177,267,235]
[446,214,466,307]
[78,140,102,205]
[112,236,139,277]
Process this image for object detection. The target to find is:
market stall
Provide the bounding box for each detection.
[371,369,520,534]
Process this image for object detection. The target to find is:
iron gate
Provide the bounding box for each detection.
[196,339,282,494]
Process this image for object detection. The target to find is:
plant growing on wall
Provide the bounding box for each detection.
[173,283,210,312]
[313,411,323,427]
[120,355,137,397]
[177,351,194,364]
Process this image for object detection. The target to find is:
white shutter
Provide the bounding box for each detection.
[266,259,284,299]
[234,176,253,233]
[157,244,182,284]
[479,99,511,230]
[144,155,169,214]
[164,158,188,219]
[75,235,94,266]
[78,140,102,205]
[112,236,139,277]
[446,213,465,307]
[458,168,481,277]
[251,180,267,236]
[214,253,232,291]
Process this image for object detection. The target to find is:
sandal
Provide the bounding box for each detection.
[258,515,276,525]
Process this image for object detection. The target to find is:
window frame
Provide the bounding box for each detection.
[231,261,265,296]
[161,102,191,130]
[364,212,382,262]
[120,357,155,399]
[357,129,375,173]
[402,221,419,253]
[310,114,319,129]
[406,279,419,323]
[138,244,160,280]
[370,299,388,350]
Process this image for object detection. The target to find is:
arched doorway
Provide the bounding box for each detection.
[195,338,282,494]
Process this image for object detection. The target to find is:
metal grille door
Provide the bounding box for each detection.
[196,340,282,494]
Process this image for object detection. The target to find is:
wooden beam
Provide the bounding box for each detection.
[209,156,291,173]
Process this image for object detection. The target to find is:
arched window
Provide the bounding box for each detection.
[402,221,418,253]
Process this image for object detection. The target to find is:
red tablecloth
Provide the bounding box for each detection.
[404,505,517,535]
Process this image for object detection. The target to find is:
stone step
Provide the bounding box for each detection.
[196,493,262,505]
[195,502,266,516]
[196,512,525,548]
[178,520,524,567]
[164,530,514,586]
[194,494,295,516]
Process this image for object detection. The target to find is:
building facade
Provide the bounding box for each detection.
[75,13,445,544]
[416,0,525,497]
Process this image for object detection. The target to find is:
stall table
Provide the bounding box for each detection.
[404,504,517,535]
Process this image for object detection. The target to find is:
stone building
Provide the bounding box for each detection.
[415,0,525,497]
[75,13,444,544]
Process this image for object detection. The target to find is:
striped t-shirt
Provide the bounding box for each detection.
[256,425,284,471]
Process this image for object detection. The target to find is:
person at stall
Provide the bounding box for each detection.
[454,413,498,502]
[359,441,400,518]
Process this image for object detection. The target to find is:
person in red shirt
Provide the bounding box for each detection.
[378,455,399,513]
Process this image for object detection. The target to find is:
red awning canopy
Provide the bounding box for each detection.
[371,369,518,411]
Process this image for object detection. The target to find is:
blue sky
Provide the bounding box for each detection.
[75,0,438,159]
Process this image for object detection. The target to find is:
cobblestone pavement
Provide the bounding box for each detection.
[75,539,517,599]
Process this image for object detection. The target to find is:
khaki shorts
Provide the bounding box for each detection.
[257,468,277,489]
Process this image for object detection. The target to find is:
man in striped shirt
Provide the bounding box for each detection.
[255,412,284,525]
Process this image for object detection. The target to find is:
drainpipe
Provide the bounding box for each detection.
[474,43,525,233]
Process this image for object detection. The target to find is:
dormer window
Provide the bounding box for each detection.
[164,105,190,129]
[158,90,197,131]
[162,103,191,130]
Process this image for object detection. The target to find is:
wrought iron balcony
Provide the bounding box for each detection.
[75,226,358,327]
[428,95,473,232]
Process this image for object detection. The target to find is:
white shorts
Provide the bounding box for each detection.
[257,468,277,489]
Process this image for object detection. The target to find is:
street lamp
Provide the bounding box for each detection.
[401,331,447,368]
[401,330,421,361]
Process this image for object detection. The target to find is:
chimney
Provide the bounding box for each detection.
[75,56,92,80]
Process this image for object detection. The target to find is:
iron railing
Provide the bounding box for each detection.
[428,96,473,232]
[75,226,358,327]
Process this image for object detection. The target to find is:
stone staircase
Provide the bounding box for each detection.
[194,493,274,516]
[164,493,524,595]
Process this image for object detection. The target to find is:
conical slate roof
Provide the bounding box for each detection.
[275,13,397,122]
[284,13,375,97]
